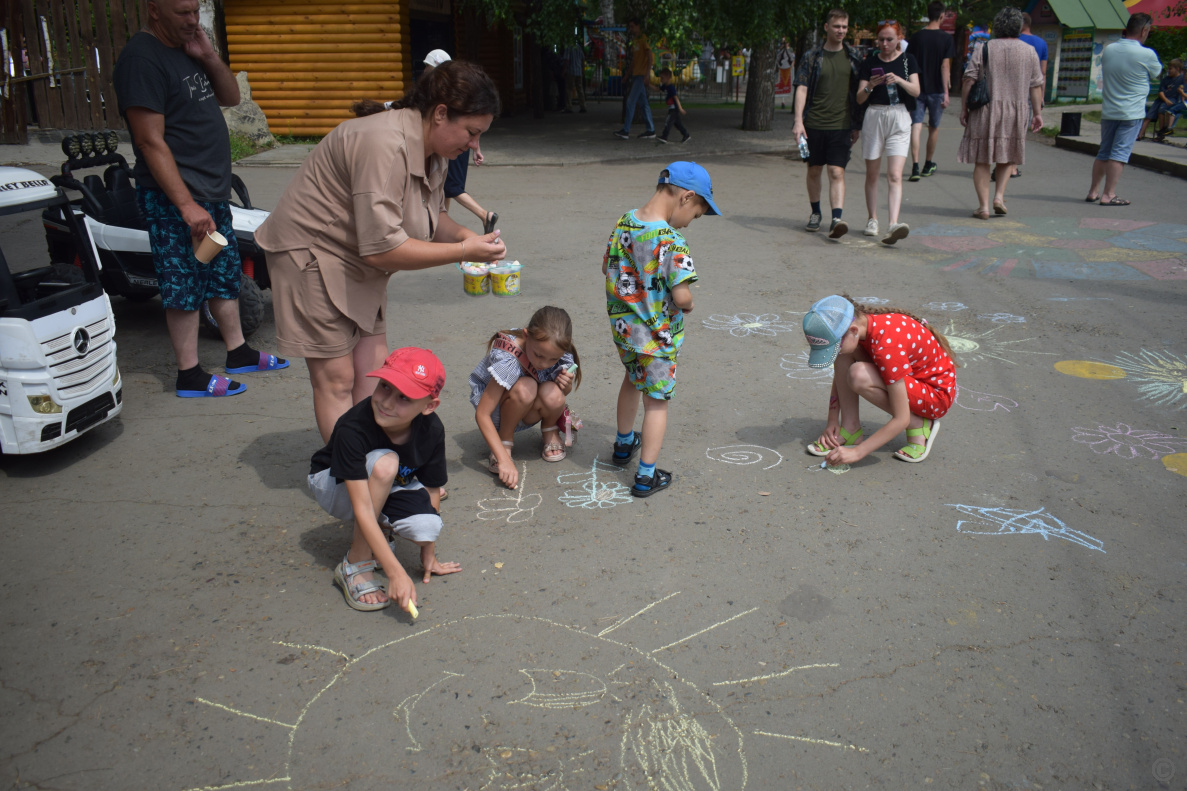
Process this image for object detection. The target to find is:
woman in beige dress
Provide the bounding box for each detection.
[256,61,506,441]
[957,7,1044,219]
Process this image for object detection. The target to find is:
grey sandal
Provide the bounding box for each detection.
[334,555,390,611]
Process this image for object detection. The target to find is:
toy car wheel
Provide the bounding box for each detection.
[200,274,264,338]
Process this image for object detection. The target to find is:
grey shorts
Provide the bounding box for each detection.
[307,449,442,543]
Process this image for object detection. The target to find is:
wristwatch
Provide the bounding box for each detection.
[865,85,873,93]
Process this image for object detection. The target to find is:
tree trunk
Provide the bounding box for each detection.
[741,38,777,131]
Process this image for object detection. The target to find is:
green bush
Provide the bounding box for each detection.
[229,131,267,162]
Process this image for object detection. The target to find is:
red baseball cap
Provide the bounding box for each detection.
[367,347,445,399]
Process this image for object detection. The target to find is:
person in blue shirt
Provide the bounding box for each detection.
[657,68,691,143]
[1014,13,1049,178]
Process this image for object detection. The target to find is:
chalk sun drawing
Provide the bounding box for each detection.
[977,312,1026,324]
[942,320,1055,367]
[1070,423,1187,459]
[706,444,784,470]
[953,383,1019,412]
[923,301,967,312]
[557,456,633,508]
[947,504,1105,553]
[702,313,800,337]
[781,351,834,385]
[477,462,543,523]
[1106,349,1187,409]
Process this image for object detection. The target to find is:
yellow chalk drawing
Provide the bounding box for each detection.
[511,670,608,709]
[942,321,1054,367]
[183,779,291,791]
[754,730,869,753]
[393,671,465,751]
[599,591,682,637]
[193,698,295,729]
[713,663,840,687]
[650,607,760,653]
[1163,453,1187,477]
[1079,247,1171,262]
[1054,360,1128,380]
[987,230,1053,246]
[622,679,726,791]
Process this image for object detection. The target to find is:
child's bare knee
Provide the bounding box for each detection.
[370,451,401,481]
[508,377,538,404]
[847,362,878,390]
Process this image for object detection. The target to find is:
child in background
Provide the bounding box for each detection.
[657,68,691,144]
[803,294,957,464]
[307,347,461,613]
[470,306,582,490]
[604,161,720,496]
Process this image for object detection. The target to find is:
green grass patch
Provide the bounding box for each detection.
[229,131,274,162]
[273,134,324,146]
[1083,110,1102,124]
[1040,125,1060,138]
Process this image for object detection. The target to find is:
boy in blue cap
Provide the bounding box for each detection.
[602,161,721,496]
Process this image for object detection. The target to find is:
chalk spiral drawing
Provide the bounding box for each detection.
[942,320,1055,366]
[702,313,800,337]
[706,444,785,470]
[557,456,633,508]
[477,462,542,524]
[947,504,1105,553]
[923,301,967,312]
[781,351,834,384]
[854,296,888,305]
[1071,423,1187,459]
[977,312,1026,324]
[1056,349,1187,410]
[953,383,1019,413]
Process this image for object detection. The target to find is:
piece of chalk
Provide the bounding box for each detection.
[407,602,419,619]
[566,363,578,374]
[820,461,828,468]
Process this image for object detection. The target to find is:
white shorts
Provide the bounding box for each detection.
[307,449,442,543]
[862,104,912,160]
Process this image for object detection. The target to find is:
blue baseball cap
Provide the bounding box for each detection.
[658,161,722,216]
[803,295,855,368]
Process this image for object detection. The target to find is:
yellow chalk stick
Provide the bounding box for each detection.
[407,602,419,619]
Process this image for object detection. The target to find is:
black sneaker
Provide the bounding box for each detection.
[631,468,672,497]
[908,164,921,182]
[806,212,823,232]
[656,136,669,144]
[638,130,657,139]
[828,218,849,239]
[614,130,629,140]
[921,161,938,177]
[611,434,642,465]
[681,135,691,143]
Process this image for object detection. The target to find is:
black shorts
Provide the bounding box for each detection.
[805,127,853,168]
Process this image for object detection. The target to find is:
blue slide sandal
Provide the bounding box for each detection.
[178,374,247,398]
[227,353,289,374]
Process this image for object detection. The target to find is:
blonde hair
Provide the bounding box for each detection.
[841,294,961,365]
[488,305,583,389]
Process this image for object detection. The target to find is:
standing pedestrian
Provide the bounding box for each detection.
[657,68,691,143]
[563,41,587,113]
[1085,13,1161,206]
[791,9,864,239]
[907,2,955,181]
[1014,13,1049,177]
[615,19,656,140]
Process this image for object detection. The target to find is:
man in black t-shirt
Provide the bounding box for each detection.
[308,347,461,614]
[114,0,286,399]
[907,2,956,180]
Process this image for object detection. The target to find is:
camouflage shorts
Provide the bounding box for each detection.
[138,187,241,311]
[616,346,678,400]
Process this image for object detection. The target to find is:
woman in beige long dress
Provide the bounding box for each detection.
[957,7,1044,219]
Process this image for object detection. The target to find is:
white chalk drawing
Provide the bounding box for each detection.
[650,607,760,654]
[622,678,726,790]
[780,351,834,385]
[706,445,784,470]
[714,662,840,686]
[511,669,608,709]
[923,301,967,312]
[1104,349,1187,410]
[1071,422,1187,459]
[702,313,799,337]
[754,730,869,753]
[953,383,1020,412]
[557,456,633,508]
[947,504,1105,553]
[394,671,465,751]
[942,320,1055,367]
[977,312,1026,324]
[854,296,888,305]
[477,462,542,524]
[1046,296,1113,301]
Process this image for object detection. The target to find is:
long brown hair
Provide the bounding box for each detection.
[841,294,961,365]
[351,60,500,120]
[488,306,582,390]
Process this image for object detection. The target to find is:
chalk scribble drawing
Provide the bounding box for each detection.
[476,462,543,524]
[1105,349,1187,409]
[854,296,888,305]
[953,383,1020,412]
[1071,423,1187,459]
[977,312,1026,324]
[706,444,785,470]
[557,457,633,508]
[511,669,608,709]
[947,504,1105,553]
[923,301,968,312]
[942,321,1055,366]
[702,313,800,337]
[622,678,726,789]
[780,351,834,385]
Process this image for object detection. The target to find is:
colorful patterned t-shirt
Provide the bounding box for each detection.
[603,211,698,357]
[859,313,956,417]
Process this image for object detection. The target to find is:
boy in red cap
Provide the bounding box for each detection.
[308,347,461,614]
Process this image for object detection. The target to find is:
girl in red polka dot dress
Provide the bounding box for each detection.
[802,294,958,465]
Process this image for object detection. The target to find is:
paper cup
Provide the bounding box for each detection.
[194,231,228,263]
[490,261,522,297]
[459,262,491,296]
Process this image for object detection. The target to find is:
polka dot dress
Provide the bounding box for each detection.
[860,314,956,419]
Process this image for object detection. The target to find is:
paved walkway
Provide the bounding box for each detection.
[1051,103,1187,179]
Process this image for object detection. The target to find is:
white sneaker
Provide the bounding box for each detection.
[882,222,910,245]
[864,219,879,236]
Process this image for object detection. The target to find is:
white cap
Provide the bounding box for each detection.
[424,49,452,68]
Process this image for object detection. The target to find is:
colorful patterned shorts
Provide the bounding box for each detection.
[138,187,241,311]
[617,346,678,400]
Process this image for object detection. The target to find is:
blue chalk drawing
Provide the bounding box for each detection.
[1071,422,1187,459]
[557,457,633,508]
[947,504,1105,553]
[923,301,968,312]
[977,312,1026,324]
[781,351,833,385]
[953,384,1019,413]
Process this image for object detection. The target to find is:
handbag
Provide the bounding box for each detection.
[966,42,991,111]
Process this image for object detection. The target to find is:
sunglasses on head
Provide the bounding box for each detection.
[879,19,898,25]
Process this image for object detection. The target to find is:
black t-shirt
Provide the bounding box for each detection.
[907,29,956,95]
[113,32,232,202]
[859,52,919,114]
[309,398,448,488]
[663,83,679,106]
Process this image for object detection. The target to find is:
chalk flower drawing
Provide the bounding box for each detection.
[1103,348,1187,409]
[477,463,542,524]
[942,320,1055,367]
[706,444,785,470]
[977,312,1026,324]
[702,313,799,337]
[924,301,968,312]
[557,457,633,508]
[854,296,888,305]
[953,383,1019,412]
[780,351,834,384]
[947,504,1105,553]
[1071,423,1187,459]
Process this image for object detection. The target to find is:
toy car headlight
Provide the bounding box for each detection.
[93,133,108,154]
[27,394,63,415]
[79,134,94,156]
[106,131,119,153]
[62,135,81,158]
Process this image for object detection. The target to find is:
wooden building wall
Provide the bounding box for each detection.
[224,0,412,136]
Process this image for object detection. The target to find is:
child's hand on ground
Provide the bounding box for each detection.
[422,557,462,583]
[498,456,519,489]
[815,425,842,450]
[389,570,417,612]
[825,445,862,466]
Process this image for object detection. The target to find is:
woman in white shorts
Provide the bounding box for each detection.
[856,21,921,245]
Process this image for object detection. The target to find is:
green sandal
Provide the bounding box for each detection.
[895,418,940,462]
[807,425,863,456]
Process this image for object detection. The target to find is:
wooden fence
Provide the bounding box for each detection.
[1,0,147,144]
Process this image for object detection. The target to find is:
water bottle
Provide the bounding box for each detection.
[798,134,810,161]
[886,77,899,106]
